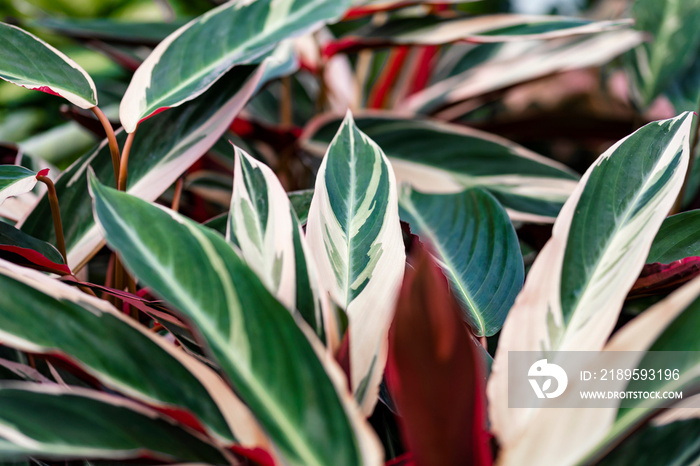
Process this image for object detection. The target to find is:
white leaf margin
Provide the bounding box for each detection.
[487,112,695,448]
[305,111,406,413]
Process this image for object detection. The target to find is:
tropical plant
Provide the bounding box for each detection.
[0,0,699,465]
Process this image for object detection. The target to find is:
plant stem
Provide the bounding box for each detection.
[118,132,136,191]
[36,174,67,263]
[171,177,184,212]
[114,256,124,295]
[90,106,121,186]
[280,76,293,127]
[316,57,328,112]
[113,129,136,313]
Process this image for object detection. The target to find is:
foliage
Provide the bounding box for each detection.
[0,0,699,465]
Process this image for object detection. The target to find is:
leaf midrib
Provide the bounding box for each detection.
[561,142,681,342]
[400,194,486,335]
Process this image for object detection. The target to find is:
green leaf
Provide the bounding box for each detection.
[88,176,378,466]
[0,22,97,109]
[0,166,37,208]
[328,14,632,54]
[228,147,327,341]
[302,112,578,222]
[0,384,228,463]
[0,258,238,443]
[20,46,297,271]
[648,210,700,263]
[666,55,700,113]
[289,189,314,224]
[35,17,185,46]
[488,112,695,446]
[399,187,523,336]
[119,0,350,132]
[0,222,69,275]
[306,112,405,412]
[599,419,700,466]
[626,0,700,108]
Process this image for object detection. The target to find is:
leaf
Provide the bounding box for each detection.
[289,189,314,224]
[0,384,229,463]
[305,112,406,412]
[326,15,632,55]
[88,176,380,466]
[19,45,298,271]
[403,29,643,114]
[35,17,185,46]
[0,357,54,384]
[665,53,700,112]
[626,0,700,108]
[0,22,97,109]
[0,166,38,208]
[228,147,327,341]
[119,0,350,132]
[0,258,258,445]
[0,222,69,275]
[630,256,700,297]
[302,112,578,222]
[344,0,472,20]
[488,112,695,448]
[386,243,492,466]
[399,187,523,336]
[598,419,700,466]
[648,210,700,263]
[494,275,700,466]
[602,277,700,454]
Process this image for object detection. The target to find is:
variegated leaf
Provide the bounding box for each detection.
[345,0,474,20]
[20,45,297,271]
[0,258,265,447]
[301,112,578,222]
[0,384,229,463]
[402,29,643,114]
[228,147,331,343]
[0,22,97,109]
[488,112,695,448]
[326,15,632,55]
[626,0,700,108]
[0,166,39,208]
[306,111,406,412]
[89,175,382,466]
[0,222,69,275]
[497,275,700,466]
[120,0,350,132]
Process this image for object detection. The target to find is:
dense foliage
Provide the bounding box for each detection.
[0,0,699,464]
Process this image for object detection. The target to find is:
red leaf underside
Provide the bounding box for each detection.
[630,256,700,297]
[386,242,492,466]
